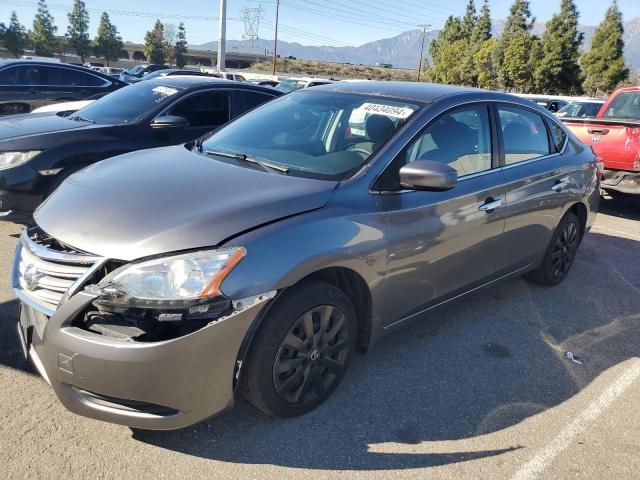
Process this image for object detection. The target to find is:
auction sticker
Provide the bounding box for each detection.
[360,103,414,119]
[152,86,179,96]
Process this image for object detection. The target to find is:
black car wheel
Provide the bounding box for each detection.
[525,211,581,286]
[241,281,356,417]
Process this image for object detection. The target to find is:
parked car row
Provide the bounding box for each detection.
[0,76,281,222]
[2,78,600,430]
[0,60,126,115]
[562,85,640,196]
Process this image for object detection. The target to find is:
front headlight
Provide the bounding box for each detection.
[95,247,246,309]
[0,151,41,170]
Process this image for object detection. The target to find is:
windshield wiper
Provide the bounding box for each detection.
[204,149,289,174]
[69,114,94,123]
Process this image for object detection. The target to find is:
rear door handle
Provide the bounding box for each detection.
[587,128,609,135]
[478,198,503,212]
[551,177,570,192]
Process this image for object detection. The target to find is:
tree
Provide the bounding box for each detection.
[174,22,188,68]
[475,38,500,90]
[428,16,465,84]
[501,0,535,42]
[461,0,477,42]
[3,12,29,58]
[498,0,535,91]
[30,0,58,57]
[581,0,629,96]
[94,12,123,66]
[472,0,492,46]
[144,20,167,65]
[534,0,583,95]
[163,22,176,65]
[502,34,540,92]
[67,0,91,62]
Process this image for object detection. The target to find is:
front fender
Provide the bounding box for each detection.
[220,202,388,329]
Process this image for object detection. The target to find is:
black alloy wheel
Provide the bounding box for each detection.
[273,304,350,406]
[525,211,581,286]
[551,220,578,280]
[241,281,356,417]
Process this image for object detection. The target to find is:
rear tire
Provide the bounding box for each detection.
[525,211,581,286]
[241,281,356,418]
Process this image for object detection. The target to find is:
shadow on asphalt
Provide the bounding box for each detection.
[131,231,640,470]
[599,194,640,221]
[0,298,36,377]
[1,196,639,470]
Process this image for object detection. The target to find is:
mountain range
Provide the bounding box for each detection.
[195,17,640,71]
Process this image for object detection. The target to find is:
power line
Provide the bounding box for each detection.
[262,20,354,48]
[279,1,415,33]
[3,1,222,21]
[289,0,420,28]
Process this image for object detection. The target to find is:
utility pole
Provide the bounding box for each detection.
[272,0,280,77]
[417,24,429,82]
[217,0,227,72]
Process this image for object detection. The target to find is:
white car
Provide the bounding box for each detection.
[275,76,334,93]
[32,99,95,115]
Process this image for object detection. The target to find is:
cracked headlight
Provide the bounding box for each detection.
[95,248,246,309]
[0,151,41,170]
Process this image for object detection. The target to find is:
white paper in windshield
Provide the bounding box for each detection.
[152,86,179,99]
[359,103,414,119]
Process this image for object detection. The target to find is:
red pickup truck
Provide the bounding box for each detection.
[561,85,640,195]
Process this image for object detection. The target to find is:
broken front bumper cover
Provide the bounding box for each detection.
[601,169,640,194]
[20,290,271,430]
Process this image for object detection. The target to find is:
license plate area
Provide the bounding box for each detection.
[17,305,30,359]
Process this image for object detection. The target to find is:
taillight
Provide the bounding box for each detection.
[595,156,605,179]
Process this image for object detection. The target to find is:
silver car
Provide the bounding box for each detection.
[12,82,600,429]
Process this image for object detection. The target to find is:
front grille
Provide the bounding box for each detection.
[13,228,105,315]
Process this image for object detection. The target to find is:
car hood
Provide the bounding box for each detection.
[0,112,88,140]
[35,145,338,261]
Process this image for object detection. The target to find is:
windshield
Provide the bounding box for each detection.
[275,79,306,93]
[602,91,640,120]
[201,90,421,180]
[557,101,603,118]
[72,82,183,124]
[125,65,144,75]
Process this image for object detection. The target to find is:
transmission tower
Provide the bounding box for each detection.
[240,5,265,48]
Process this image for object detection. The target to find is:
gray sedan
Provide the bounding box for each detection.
[12,82,600,429]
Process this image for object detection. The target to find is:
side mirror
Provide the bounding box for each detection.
[399,160,457,191]
[150,115,189,130]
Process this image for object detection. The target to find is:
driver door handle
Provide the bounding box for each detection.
[551,177,570,192]
[478,198,503,212]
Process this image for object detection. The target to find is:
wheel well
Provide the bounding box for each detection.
[300,267,373,351]
[569,202,587,241]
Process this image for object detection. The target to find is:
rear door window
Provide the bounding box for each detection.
[602,91,640,119]
[44,66,106,87]
[240,90,277,112]
[0,66,20,85]
[498,107,551,165]
[14,65,46,85]
[170,91,230,127]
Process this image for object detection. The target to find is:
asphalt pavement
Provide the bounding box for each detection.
[1,194,639,480]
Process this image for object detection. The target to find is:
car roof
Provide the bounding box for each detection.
[310,81,500,102]
[142,76,283,95]
[0,59,125,82]
[284,76,333,82]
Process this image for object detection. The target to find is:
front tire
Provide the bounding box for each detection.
[525,211,581,286]
[241,281,356,418]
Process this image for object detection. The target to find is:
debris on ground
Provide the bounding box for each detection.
[565,351,583,365]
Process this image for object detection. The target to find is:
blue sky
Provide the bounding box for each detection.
[2,0,639,47]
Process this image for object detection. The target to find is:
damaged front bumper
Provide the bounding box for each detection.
[17,287,271,430]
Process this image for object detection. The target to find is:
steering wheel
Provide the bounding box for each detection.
[347,145,372,158]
